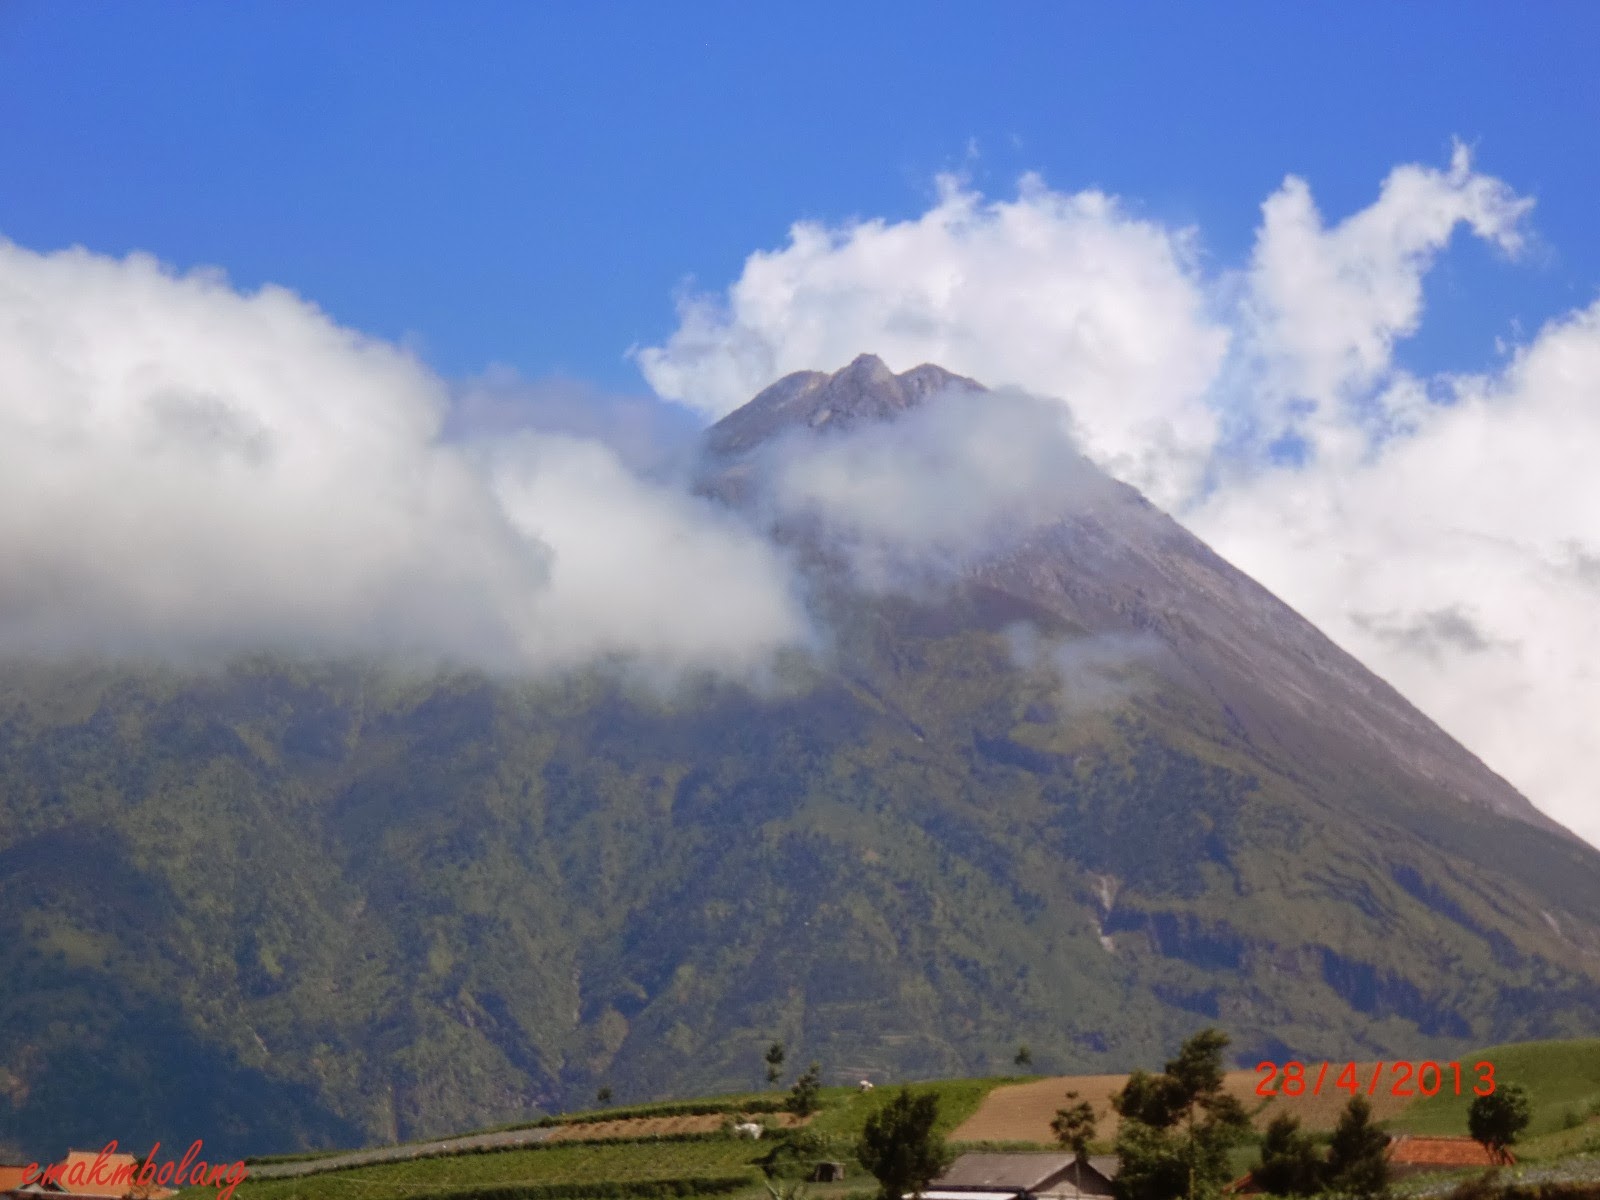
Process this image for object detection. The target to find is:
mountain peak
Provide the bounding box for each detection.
[703,355,984,456]
[836,352,896,386]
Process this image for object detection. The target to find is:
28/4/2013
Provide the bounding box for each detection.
[1255,1060,1496,1098]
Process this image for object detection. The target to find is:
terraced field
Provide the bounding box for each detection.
[542,1113,806,1142]
[230,1139,769,1200]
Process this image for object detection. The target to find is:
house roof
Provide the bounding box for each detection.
[1082,1157,1120,1182]
[1385,1136,1511,1167]
[938,1153,1079,1192]
[41,1151,173,1200]
[55,1150,142,1198]
[0,1165,35,1192]
[934,1153,1117,1193]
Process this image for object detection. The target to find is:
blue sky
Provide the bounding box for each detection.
[4,1,1597,391]
[3,3,1600,844]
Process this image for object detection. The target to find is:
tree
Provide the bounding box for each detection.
[1326,1095,1389,1198]
[1111,1028,1251,1200]
[1015,1044,1034,1070]
[596,1085,613,1106]
[1468,1085,1531,1164]
[1052,1091,1098,1162]
[1252,1113,1324,1197]
[787,1061,823,1117]
[857,1087,952,1200]
[766,1041,787,1086]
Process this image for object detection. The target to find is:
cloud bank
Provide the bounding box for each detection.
[0,239,809,681]
[5,142,1595,846]
[759,384,1114,589]
[635,175,1228,509]
[636,146,1600,847]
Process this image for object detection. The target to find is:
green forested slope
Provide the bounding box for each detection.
[2,578,1597,1160]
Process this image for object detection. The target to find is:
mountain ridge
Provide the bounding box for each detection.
[1,355,1596,1162]
[707,353,1568,839]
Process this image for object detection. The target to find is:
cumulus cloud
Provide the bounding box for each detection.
[638,148,1600,847]
[445,368,702,477]
[635,175,1229,508]
[0,239,809,680]
[1230,140,1535,464]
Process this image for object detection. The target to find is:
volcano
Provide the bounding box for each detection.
[1,355,1596,1159]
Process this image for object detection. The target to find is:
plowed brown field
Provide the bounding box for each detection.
[952,1067,1414,1144]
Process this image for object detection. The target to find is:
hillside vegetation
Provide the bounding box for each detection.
[186,1040,1600,1200]
[6,362,1600,1158]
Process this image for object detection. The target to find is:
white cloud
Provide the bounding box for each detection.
[1006,624,1167,716]
[1189,299,1600,848]
[483,432,814,678]
[634,175,1229,509]
[6,144,1593,846]
[638,148,1600,847]
[1235,140,1535,462]
[0,239,809,680]
[758,384,1114,589]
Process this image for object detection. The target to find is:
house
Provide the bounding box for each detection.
[1385,1135,1513,1175]
[1,1150,177,1200]
[914,1152,1119,1200]
[0,1166,35,1195]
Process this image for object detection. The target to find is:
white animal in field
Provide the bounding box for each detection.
[858,1080,874,1092]
[733,1122,763,1139]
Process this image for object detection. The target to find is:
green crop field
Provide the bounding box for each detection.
[808,1077,1022,1144]
[196,1076,1017,1200]
[179,1040,1600,1200]
[224,1139,768,1200]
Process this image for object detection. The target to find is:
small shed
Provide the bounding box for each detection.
[809,1162,847,1182]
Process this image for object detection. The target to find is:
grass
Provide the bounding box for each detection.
[808,1077,1022,1144]
[1390,1041,1600,1141]
[1516,1120,1600,1163]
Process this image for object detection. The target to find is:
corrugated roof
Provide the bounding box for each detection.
[0,1165,35,1192]
[1085,1156,1120,1181]
[1386,1136,1511,1167]
[936,1153,1080,1191]
[55,1150,141,1198]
